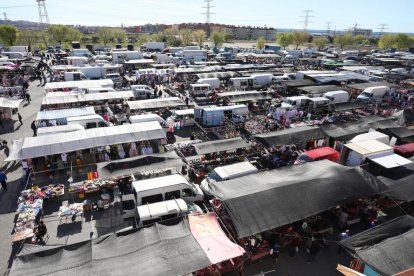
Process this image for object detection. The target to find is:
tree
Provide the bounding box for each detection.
[334,33,354,49]
[193,29,206,47]
[256,37,266,50]
[210,31,224,48]
[112,28,126,44]
[96,28,114,45]
[276,32,293,49]
[67,28,82,42]
[0,25,19,47]
[292,31,309,50]
[18,29,40,49]
[180,29,193,46]
[224,32,233,42]
[393,33,413,49]
[313,36,329,50]
[47,25,80,45]
[353,35,366,45]
[378,34,395,49]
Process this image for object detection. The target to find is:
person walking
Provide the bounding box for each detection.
[31,121,37,136]
[17,113,23,125]
[25,92,31,104]
[306,237,321,264]
[0,171,7,190]
[3,143,9,158]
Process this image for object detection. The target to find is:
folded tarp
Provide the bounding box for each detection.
[127,97,186,110]
[9,241,92,276]
[254,126,326,147]
[6,122,166,161]
[192,137,250,155]
[92,220,211,276]
[96,151,185,179]
[339,215,414,276]
[210,160,379,238]
[322,115,399,141]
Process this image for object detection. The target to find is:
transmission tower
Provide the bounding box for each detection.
[325,21,332,34]
[377,24,389,35]
[202,0,215,36]
[300,10,314,31]
[36,0,50,28]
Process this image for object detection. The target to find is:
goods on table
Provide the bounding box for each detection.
[69,178,118,193]
[59,203,83,218]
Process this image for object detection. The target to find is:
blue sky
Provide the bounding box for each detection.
[1,0,413,32]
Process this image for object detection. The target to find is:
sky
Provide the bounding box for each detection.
[1,0,413,33]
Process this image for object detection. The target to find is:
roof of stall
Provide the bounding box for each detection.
[192,137,250,155]
[36,106,96,121]
[0,98,23,109]
[42,91,135,106]
[254,126,326,147]
[297,85,342,94]
[219,91,273,103]
[127,97,185,110]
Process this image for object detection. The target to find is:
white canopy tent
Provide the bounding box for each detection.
[0,98,23,109]
[42,91,134,106]
[127,97,185,110]
[44,79,114,93]
[36,107,96,121]
[5,121,166,161]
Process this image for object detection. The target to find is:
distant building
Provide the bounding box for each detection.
[352,28,372,37]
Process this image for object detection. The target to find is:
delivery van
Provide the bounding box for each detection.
[196,78,221,90]
[130,85,155,99]
[189,83,213,98]
[131,174,204,206]
[67,114,112,129]
[200,161,258,196]
[168,109,194,127]
[136,199,189,226]
[357,86,389,103]
[324,90,349,103]
[194,105,249,127]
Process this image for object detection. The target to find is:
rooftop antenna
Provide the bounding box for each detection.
[300,10,314,31]
[202,0,215,36]
[36,0,50,29]
[377,23,389,36]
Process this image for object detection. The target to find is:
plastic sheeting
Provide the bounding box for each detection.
[127,97,186,110]
[92,220,211,276]
[10,241,92,276]
[97,151,185,179]
[322,116,399,141]
[210,160,380,238]
[6,122,166,161]
[193,137,250,155]
[254,126,326,147]
[339,215,414,276]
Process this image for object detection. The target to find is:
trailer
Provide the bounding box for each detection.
[112,51,143,64]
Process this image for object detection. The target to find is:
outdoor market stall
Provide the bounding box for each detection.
[44,79,114,93]
[0,97,23,120]
[35,106,96,126]
[339,215,414,276]
[126,97,186,114]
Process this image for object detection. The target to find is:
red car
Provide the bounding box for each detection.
[393,143,414,158]
[295,147,340,164]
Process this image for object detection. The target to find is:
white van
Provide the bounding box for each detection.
[324,90,349,103]
[129,114,165,125]
[67,114,112,129]
[37,124,85,136]
[283,96,311,109]
[200,161,258,196]
[132,174,204,206]
[136,199,189,226]
[196,78,220,90]
[189,83,213,98]
[169,109,194,127]
[130,85,155,99]
[357,86,389,103]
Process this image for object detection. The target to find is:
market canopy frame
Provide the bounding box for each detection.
[254,126,326,147]
[192,137,250,155]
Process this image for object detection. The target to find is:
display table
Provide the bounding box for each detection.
[69,178,118,194]
[59,203,84,224]
[12,221,35,242]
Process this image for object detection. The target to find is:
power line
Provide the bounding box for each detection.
[201,0,215,25]
[377,23,389,36]
[300,10,314,31]
[325,21,332,34]
[36,0,50,28]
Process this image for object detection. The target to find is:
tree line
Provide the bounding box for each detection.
[0,24,413,51]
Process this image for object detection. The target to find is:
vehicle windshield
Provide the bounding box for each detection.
[297,154,314,163]
[325,96,334,101]
[283,99,295,105]
[360,92,371,98]
[207,170,222,182]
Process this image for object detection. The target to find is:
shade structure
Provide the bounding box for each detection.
[392,109,414,126]
[254,126,326,147]
[322,116,399,141]
[36,107,96,121]
[127,97,186,110]
[210,160,380,238]
[0,98,23,109]
[192,137,250,155]
[339,215,414,276]
[333,101,367,112]
[42,91,134,106]
[6,122,166,161]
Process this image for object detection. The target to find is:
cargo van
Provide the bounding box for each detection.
[168,109,194,127]
[67,114,112,129]
[324,90,349,103]
[196,78,221,90]
[131,174,204,206]
[357,86,389,103]
[130,85,155,99]
[283,96,311,109]
[194,105,249,127]
[136,199,189,226]
[189,83,213,98]
[200,161,258,196]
